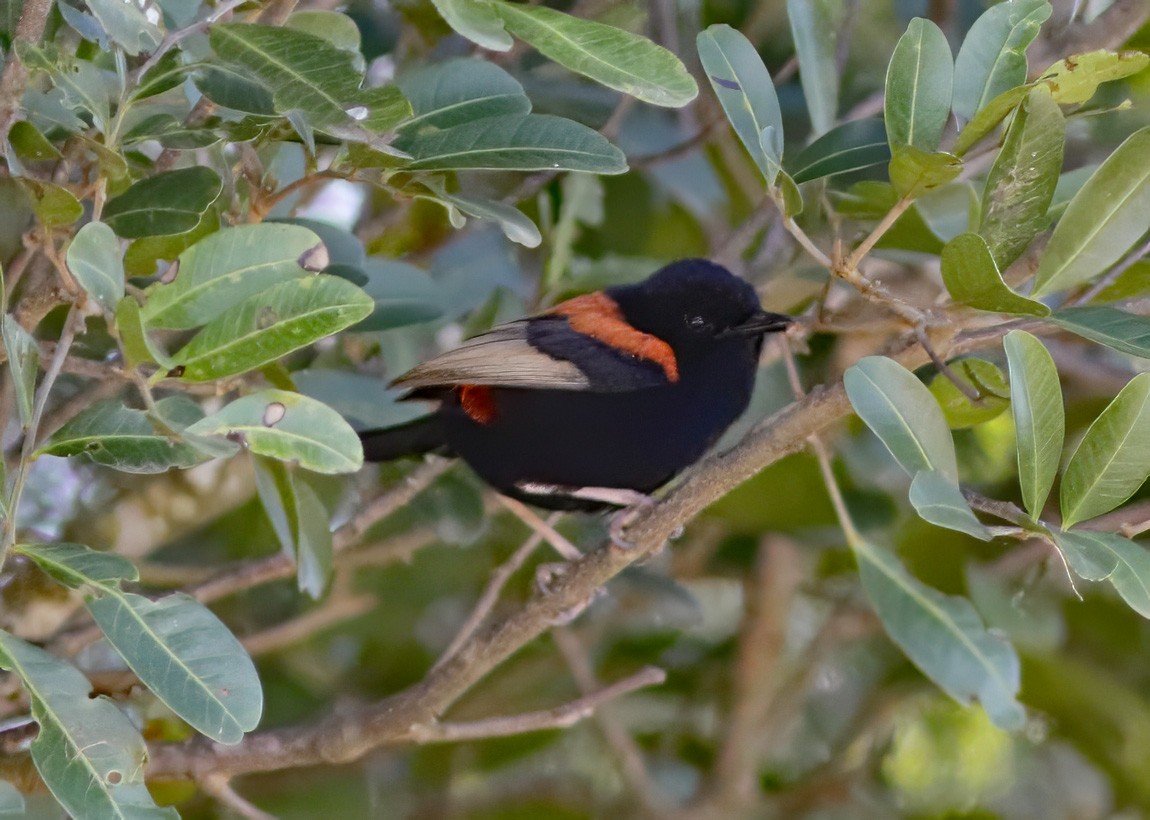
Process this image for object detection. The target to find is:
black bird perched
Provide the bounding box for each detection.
[360,258,791,514]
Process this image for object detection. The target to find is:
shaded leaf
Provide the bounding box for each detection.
[65,221,124,313]
[15,542,137,587]
[294,369,430,429]
[0,631,175,819]
[396,58,530,133]
[252,457,333,599]
[979,85,1065,269]
[909,470,993,540]
[8,121,62,162]
[889,145,962,198]
[885,18,953,152]
[1032,126,1150,296]
[697,24,784,185]
[103,168,222,239]
[0,780,23,816]
[2,315,38,427]
[430,0,513,51]
[1050,306,1150,358]
[854,539,1024,730]
[1004,331,1064,520]
[787,0,841,135]
[85,0,162,55]
[844,356,959,482]
[394,113,627,173]
[1061,373,1150,527]
[186,389,363,474]
[953,84,1031,157]
[171,275,373,381]
[788,118,889,183]
[940,232,1049,316]
[1053,529,1150,617]
[18,179,82,227]
[495,3,697,108]
[952,0,1051,122]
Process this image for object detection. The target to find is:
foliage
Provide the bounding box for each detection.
[0,0,1149,817]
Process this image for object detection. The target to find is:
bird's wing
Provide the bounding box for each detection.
[391,317,672,393]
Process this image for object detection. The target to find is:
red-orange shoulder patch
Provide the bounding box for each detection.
[459,384,497,424]
[548,292,679,383]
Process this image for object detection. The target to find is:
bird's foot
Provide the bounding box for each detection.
[604,492,658,550]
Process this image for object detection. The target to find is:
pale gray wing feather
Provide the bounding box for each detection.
[391,322,591,391]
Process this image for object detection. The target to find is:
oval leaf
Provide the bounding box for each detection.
[697,24,784,185]
[788,118,890,183]
[787,0,841,136]
[929,357,1012,429]
[66,221,124,313]
[185,389,364,473]
[1053,529,1150,617]
[854,539,1024,729]
[103,168,222,239]
[885,18,953,152]
[19,178,82,228]
[171,275,373,382]
[844,355,959,482]
[1003,331,1064,520]
[142,223,325,330]
[1049,306,1150,358]
[88,591,263,744]
[394,113,626,173]
[952,0,1051,122]
[494,3,697,108]
[909,470,993,540]
[0,632,175,819]
[1060,372,1150,528]
[978,85,1065,269]
[396,59,530,133]
[1032,126,1150,296]
[15,542,137,587]
[941,233,1049,316]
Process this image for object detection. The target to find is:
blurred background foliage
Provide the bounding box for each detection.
[1,0,1150,817]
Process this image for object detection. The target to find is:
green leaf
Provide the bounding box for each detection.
[396,58,530,133]
[36,397,207,474]
[1040,49,1150,106]
[185,389,364,474]
[171,275,373,382]
[430,0,513,51]
[494,3,697,108]
[103,168,223,239]
[940,232,1049,316]
[889,145,962,198]
[194,64,276,116]
[85,0,162,55]
[844,355,959,482]
[885,18,953,152]
[929,358,1011,429]
[979,85,1065,269]
[697,24,784,185]
[131,49,188,101]
[1049,306,1150,358]
[65,221,124,313]
[18,179,82,227]
[1004,331,1064,520]
[953,84,1031,157]
[952,0,1051,122]
[1061,373,1150,527]
[252,457,333,599]
[142,223,325,330]
[2,315,38,428]
[286,10,362,56]
[1091,259,1150,302]
[115,296,175,369]
[787,0,841,136]
[853,539,1024,730]
[356,85,413,133]
[293,369,429,429]
[788,118,889,183]
[1032,127,1150,296]
[1052,529,1150,617]
[909,470,993,540]
[8,121,62,162]
[0,631,175,819]
[122,113,224,150]
[419,182,542,248]
[394,113,627,173]
[0,780,23,816]
[123,210,221,279]
[16,42,112,131]
[89,592,262,744]
[15,542,137,587]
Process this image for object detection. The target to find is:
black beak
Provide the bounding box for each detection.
[723,309,793,337]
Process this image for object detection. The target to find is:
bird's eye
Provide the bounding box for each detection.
[687,315,706,328]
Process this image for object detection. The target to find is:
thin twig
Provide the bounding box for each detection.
[497,496,583,561]
[133,0,250,81]
[241,593,375,657]
[406,665,665,744]
[201,773,276,820]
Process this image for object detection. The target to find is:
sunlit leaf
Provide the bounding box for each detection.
[929,357,1011,429]
[495,3,697,108]
[1061,373,1150,528]
[844,356,959,482]
[885,18,953,152]
[1032,127,1150,296]
[1040,49,1150,106]
[1004,331,1064,520]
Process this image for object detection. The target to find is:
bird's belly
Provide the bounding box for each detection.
[440,380,751,494]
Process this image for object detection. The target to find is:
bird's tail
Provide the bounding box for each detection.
[359,415,450,462]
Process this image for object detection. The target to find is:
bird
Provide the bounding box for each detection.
[359,258,792,515]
